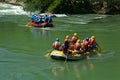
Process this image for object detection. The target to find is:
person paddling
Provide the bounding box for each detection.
[74,39,81,54]
[53,38,61,50]
[48,15,53,24]
[62,35,70,53]
[82,37,90,52]
[89,36,102,54]
[71,33,79,44]
[89,36,97,50]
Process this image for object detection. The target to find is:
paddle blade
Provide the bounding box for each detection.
[95,49,102,56]
[97,53,101,56]
[27,22,32,27]
[96,43,103,53]
[86,55,90,59]
[85,52,90,59]
[44,53,50,58]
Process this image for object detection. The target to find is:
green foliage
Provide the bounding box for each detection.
[51,0,93,14]
[47,0,62,13]
[24,0,41,11]
[24,0,54,12]
[23,0,120,14]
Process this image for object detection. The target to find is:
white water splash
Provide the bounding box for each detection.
[0,3,30,15]
[53,14,67,17]
[94,15,108,19]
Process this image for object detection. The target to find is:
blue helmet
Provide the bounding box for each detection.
[31,15,35,20]
[56,38,59,41]
[85,37,89,41]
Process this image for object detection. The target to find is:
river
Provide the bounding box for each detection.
[0,3,120,80]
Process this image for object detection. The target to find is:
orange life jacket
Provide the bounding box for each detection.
[69,44,75,50]
[64,38,70,45]
[53,41,61,49]
[71,36,78,44]
[89,38,95,45]
[74,43,81,50]
[83,40,89,48]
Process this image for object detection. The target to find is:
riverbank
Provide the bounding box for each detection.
[0,0,24,6]
[0,0,120,14]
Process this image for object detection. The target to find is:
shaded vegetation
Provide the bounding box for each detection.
[23,0,94,14]
[1,0,120,14]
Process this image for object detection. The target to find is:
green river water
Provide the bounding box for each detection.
[0,3,120,80]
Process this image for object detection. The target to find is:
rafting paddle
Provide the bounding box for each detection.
[44,52,50,58]
[96,42,103,53]
[64,55,67,63]
[96,50,101,56]
[85,52,90,59]
[96,43,104,56]
[27,22,32,27]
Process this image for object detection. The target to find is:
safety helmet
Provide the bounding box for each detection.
[56,38,59,41]
[45,14,48,17]
[66,35,69,39]
[74,33,77,36]
[77,39,80,43]
[85,37,89,41]
[91,36,95,39]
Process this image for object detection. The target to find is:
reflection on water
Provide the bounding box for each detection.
[49,51,115,80]
[51,60,95,80]
[28,27,51,38]
[52,66,65,76]
[0,3,120,79]
[73,64,81,79]
[73,61,95,80]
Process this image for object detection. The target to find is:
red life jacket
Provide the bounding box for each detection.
[83,40,89,48]
[64,38,70,45]
[53,41,60,49]
[64,38,69,43]
[74,43,81,50]
[89,38,95,45]
[71,36,78,44]
[69,44,75,50]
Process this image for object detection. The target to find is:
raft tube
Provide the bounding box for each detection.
[50,50,96,61]
[30,21,53,28]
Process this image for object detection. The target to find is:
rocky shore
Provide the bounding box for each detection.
[0,0,23,6]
